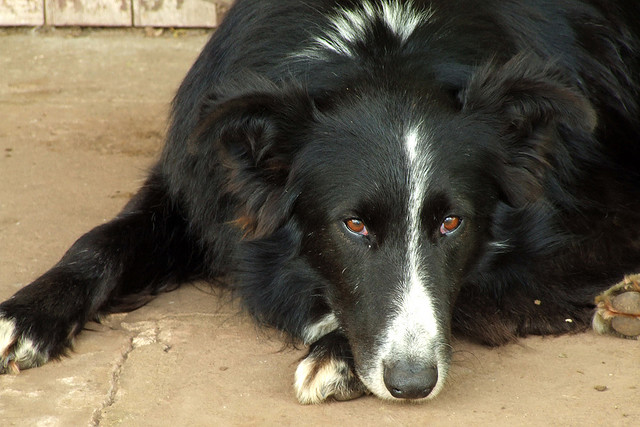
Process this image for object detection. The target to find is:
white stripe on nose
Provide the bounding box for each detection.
[358,126,447,400]
[402,126,438,340]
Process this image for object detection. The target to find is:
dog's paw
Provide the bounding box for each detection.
[0,315,50,374]
[294,331,368,404]
[294,352,366,404]
[593,274,640,339]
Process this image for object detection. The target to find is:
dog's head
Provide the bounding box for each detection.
[196,56,596,401]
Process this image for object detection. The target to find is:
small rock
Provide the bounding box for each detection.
[144,27,164,37]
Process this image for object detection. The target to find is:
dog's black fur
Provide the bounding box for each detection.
[1,0,639,403]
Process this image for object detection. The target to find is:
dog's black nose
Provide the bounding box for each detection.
[383,361,438,399]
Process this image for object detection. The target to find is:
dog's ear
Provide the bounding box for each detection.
[193,88,316,237]
[460,54,597,205]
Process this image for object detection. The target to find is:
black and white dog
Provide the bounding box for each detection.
[2,0,640,404]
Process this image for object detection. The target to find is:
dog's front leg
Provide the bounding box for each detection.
[0,174,204,373]
[294,330,369,404]
[0,216,146,374]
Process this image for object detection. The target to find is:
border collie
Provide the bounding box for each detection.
[1,0,639,404]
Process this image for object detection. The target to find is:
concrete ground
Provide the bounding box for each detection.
[0,30,638,426]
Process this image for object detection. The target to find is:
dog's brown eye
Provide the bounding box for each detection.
[345,218,368,236]
[440,216,461,235]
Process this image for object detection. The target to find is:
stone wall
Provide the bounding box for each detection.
[0,0,233,27]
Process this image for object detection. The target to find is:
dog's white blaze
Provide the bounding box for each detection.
[299,1,434,60]
[401,128,438,337]
[359,126,446,400]
[405,127,420,163]
[401,126,439,339]
[302,313,339,345]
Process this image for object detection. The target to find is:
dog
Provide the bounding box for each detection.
[1,0,639,404]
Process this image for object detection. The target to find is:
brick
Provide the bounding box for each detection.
[133,0,221,28]
[0,0,44,26]
[45,0,132,27]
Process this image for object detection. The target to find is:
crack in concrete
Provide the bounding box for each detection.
[89,337,134,426]
[87,314,225,425]
[89,334,134,427]
[89,321,163,426]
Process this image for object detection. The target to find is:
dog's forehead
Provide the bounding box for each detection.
[298,113,443,218]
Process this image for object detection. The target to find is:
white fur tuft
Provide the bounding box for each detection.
[0,316,49,373]
[297,1,434,60]
[302,313,339,345]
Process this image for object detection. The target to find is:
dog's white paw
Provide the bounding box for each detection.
[294,353,366,404]
[0,316,49,374]
[294,332,368,404]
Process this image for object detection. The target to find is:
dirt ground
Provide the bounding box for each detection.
[0,30,638,426]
